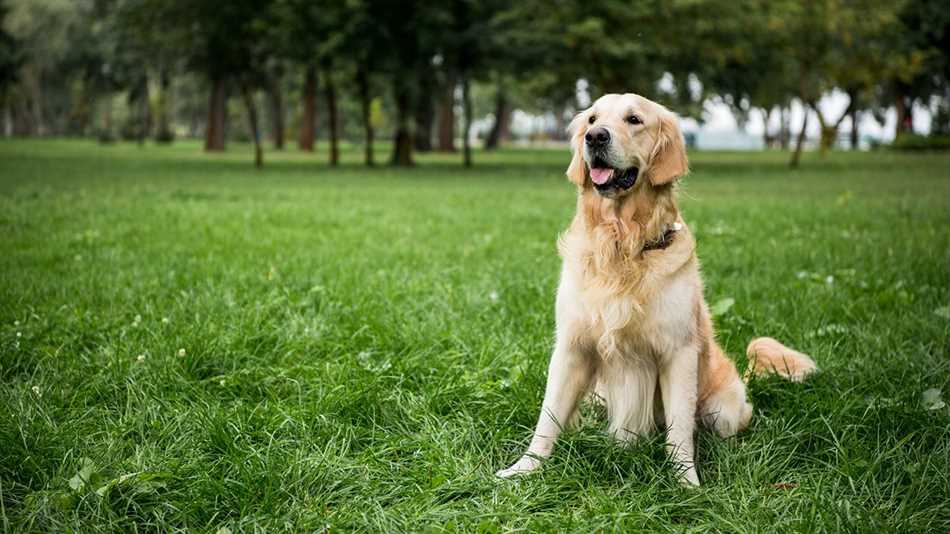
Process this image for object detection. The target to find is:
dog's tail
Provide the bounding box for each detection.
[743,337,818,383]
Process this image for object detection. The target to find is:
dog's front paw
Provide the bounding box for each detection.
[495,456,541,478]
[679,466,700,487]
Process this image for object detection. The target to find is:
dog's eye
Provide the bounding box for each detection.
[626,115,642,125]
[588,115,596,124]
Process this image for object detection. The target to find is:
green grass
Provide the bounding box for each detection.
[1,139,949,532]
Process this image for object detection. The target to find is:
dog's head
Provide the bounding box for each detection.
[566,93,688,198]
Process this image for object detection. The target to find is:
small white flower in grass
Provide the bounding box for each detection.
[177,348,186,357]
[161,317,170,324]
[825,275,834,285]
[16,332,21,338]
[219,379,226,386]
[489,291,500,303]
[136,354,146,363]
[132,314,142,327]
[14,320,20,327]
[31,385,41,397]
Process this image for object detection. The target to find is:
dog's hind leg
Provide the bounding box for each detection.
[698,343,753,438]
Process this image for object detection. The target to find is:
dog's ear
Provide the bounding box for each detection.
[565,110,589,187]
[647,111,688,186]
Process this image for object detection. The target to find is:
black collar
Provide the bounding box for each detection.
[642,225,678,253]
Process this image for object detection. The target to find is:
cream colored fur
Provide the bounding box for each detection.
[497,93,817,486]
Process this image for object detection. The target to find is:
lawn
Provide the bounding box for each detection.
[1,139,949,532]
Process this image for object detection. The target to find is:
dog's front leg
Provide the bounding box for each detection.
[660,345,700,486]
[496,341,594,478]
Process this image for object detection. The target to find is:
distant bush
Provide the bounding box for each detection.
[890,134,950,151]
[154,128,174,144]
[96,129,116,144]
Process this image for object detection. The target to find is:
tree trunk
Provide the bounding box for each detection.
[357,68,375,166]
[204,77,227,151]
[780,106,791,150]
[850,108,859,150]
[155,67,173,143]
[436,76,456,152]
[241,83,263,169]
[414,94,434,151]
[324,70,339,166]
[485,88,511,150]
[391,85,413,166]
[789,108,809,168]
[267,70,285,150]
[894,93,914,138]
[138,76,151,146]
[759,107,773,148]
[462,76,473,167]
[298,66,317,152]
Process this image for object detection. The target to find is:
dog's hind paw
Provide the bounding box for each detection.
[495,456,541,478]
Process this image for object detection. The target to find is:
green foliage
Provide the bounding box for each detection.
[1,141,949,530]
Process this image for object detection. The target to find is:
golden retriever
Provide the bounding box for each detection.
[496,93,817,486]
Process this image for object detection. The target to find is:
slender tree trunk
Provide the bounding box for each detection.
[25,65,46,136]
[241,83,263,169]
[205,77,227,151]
[155,67,173,143]
[462,76,473,167]
[789,107,809,168]
[894,92,914,138]
[268,70,285,150]
[436,76,456,152]
[850,108,859,150]
[357,68,375,166]
[391,84,413,166]
[485,87,511,150]
[138,76,151,146]
[759,107,773,148]
[298,66,317,152]
[780,106,791,150]
[324,70,339,166]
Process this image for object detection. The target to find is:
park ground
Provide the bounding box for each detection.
[1,140,949,532]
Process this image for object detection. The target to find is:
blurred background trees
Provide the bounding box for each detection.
[1,0,948,167]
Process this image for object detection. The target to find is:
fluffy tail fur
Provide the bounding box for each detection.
[744,337,818,383]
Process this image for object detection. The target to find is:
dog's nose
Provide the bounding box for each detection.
[585,127,610,147]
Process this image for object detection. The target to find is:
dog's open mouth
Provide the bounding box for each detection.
[589,156,638,194]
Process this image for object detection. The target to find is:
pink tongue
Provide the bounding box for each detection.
[589,167,614,185]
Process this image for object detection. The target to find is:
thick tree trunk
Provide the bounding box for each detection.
[241,83,263,169]
[391,85,413,166]
[267,71,285,150]
[357,69,375,166]
[298,66,317,152]
[484,88,511,150]
[325,70,339,166]
[436,76,456,152]
[789,108,809,168]
[850,108,859,150]
[204,77,227,151]
[462,76,473,167]
[155,67,173,143]
[414,94,434,152]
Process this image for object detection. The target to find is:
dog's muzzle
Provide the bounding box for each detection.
[588,155,639,196]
